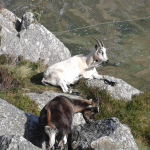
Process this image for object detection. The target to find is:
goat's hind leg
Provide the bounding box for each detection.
[59,81,72,93]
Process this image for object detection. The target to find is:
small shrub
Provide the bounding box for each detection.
[0,54,18,65]
[0,91,40,116]
[0,54,8,65]
[0,66,20,92]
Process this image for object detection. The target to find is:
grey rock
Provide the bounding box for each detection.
[0,98,41,148]
[0,8,21,32]
[21,12,36,30]
[0,9,71,66]
[0,98,27,136]
[72,118,138,150]
[19,23,71,66]
[0,12,17,34]
[0,134,41,150]
[26,90,82,110]
[0,26,22,56]
[0,134,13,150]
[86,75,143,101]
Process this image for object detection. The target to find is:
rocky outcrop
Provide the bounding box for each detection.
[0,9,71,66]
[72,118,138,150]
[0,98,138,150]
[86,75,143,101]
[0,98,40,143]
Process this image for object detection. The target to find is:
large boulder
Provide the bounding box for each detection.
[0,134,41,150]
[86,75,143,101]
[0,98,138,150]
[0,98,41,148]
[72,118,138,150]
[0,9,71,66]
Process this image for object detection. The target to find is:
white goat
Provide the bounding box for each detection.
[42,37,109,93]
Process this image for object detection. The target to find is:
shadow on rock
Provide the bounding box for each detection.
[30,72,43,85]
[24,113,43,149]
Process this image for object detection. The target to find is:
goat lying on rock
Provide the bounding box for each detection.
[42,37,109,93]
[39,95,99,150]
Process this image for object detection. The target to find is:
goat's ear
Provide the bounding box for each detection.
[95,44,98,50]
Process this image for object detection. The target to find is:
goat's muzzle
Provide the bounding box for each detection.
[106,60,109,64]
[102,60,109,64]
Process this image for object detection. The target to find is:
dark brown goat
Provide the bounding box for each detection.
[39,95,99,150]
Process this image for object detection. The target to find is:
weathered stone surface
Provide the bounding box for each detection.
[0,13,17,34]
[0,9,71,66]
[26,91,86,126]
[0,98,41,148]
[0,98,27,136]
[26,91,82,110]
[21,12,36,30]
[0,26,22,56]
[19,23,71,66]
[0,134,41,150]
[0,8,21,31]
[72,118,138,150]
[86,75,143,101]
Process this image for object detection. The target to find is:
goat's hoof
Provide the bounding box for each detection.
[72,92,81,96]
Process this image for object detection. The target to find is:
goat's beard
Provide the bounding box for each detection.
[91,60,102,67]
[85,61,102,71]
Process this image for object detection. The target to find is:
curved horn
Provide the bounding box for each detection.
[91,36,102,48]
[100,39,104,47]
[97,93,100,112]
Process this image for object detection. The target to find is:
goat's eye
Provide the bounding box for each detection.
[102,51,104,56]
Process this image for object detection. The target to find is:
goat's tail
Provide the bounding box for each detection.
[45,105,55,129]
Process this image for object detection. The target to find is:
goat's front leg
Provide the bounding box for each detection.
[60,82,70,93]
[92,72,103,80]
[44,126,57,149]
[42,141,46,150]
[58,137,66,150]
[93,72,117,86]
[67,133,73,150]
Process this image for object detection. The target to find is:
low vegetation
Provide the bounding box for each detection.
[0,55,61,116]
[0,54,150,149]
[76,79,150,149]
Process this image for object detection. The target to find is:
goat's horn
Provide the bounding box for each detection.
[91,36,102,48]
[97,93,100,112]
[100,40,104,47]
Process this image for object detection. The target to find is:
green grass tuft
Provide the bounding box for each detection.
[0,90,40,116]
[0,57,60,116]
[76,79,150,148]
